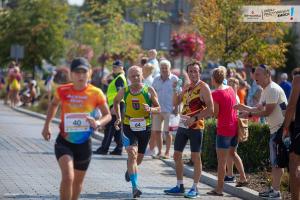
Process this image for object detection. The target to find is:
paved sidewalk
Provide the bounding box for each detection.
[0,104,241,199]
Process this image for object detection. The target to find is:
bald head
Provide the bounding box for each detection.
[128,65,142,76]
[128,65,143,85]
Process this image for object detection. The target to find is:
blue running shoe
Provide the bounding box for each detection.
[224,175,236,183]
[184,188,199,199]
[164,185,185,196]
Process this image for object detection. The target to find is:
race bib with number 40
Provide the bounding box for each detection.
[64,113,90,133]
[129,118,146,131]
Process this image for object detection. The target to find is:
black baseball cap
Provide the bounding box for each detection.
[112,60,123,68]
[70,57,91,72]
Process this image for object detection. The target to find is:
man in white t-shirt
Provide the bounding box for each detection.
[234,64,287,199]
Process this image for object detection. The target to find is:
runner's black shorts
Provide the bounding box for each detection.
[123,124,151,154]
[55,134,92,171]
[174,127,203,152]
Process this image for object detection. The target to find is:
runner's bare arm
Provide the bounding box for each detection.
[97,102,111,128]
[283,76,300,135]
[213,102,219,117]
[41,95,60,141]
[233,103,262,113]
[113,88,125,121]
[147,87,160,113]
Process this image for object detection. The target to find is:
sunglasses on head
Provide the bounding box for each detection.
[293,71,300,76]
[259,64,267,69]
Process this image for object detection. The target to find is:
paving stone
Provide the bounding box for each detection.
[0,104,240,200]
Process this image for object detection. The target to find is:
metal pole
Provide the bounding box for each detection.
[155,22,160,50]
[180,54,184,77]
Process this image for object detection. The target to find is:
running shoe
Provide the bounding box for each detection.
[184,188,199,199]
[164,185,185,196]
[132,187,142,198]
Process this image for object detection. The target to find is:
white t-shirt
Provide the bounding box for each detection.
[148,59,160,78]
[259,81,287,134]
[143,75,153,87]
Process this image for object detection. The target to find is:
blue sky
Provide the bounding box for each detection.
[68,0,84,6]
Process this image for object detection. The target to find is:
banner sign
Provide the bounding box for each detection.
[242,5,300,22]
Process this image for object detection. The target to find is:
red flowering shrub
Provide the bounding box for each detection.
[170,33,205,61]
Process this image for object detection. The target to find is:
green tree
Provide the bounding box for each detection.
[78,0,141,66]
[282,27,300,74]
[191,0,288,68]
[0,0,69,76]
[123,0,171,23]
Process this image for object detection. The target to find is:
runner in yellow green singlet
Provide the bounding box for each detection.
[114,66,160,198]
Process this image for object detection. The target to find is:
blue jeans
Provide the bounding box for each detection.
[269,127,283,167]
[216,135,238,149]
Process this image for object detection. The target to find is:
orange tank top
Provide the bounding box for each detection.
[182,81,206,129]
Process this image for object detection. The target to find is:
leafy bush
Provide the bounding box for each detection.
[0,88,6,99]
[202,119,270,172]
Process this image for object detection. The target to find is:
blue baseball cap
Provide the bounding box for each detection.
[70,57,91,72]
[112,60,123,68]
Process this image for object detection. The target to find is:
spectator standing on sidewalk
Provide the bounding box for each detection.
[247,67,262,122]
[94,60,127,155]
[148,59,179,159]
[234,64,287,199]
[45,70,57,105]
[228,77,240,103]
[207,68,247,197]
[41,57,111,200]
[91,65,110,93]
[283,67,300,200]
[142,63,154,87]
[114,66,160,198]
[9,65,22,107]
[4,61,16,105]
[147,49,160,78]
[164,61,214,198]
[140,56,148,68]
[279,72,292,100]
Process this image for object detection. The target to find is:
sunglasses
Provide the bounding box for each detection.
[259,64,267,69]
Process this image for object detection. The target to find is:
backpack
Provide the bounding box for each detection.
[238,118,249,142]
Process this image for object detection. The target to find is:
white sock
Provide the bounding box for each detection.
[177,180,183,187]
[192,183,198,190]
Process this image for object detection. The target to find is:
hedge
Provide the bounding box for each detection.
[202,118,270,172]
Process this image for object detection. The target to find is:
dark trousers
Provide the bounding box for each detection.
[99,115,123,152]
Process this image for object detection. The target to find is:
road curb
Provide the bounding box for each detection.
[161,159,263,200]
[12,107,60,124]
[12,106,262,199]
[11,106,104,140]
